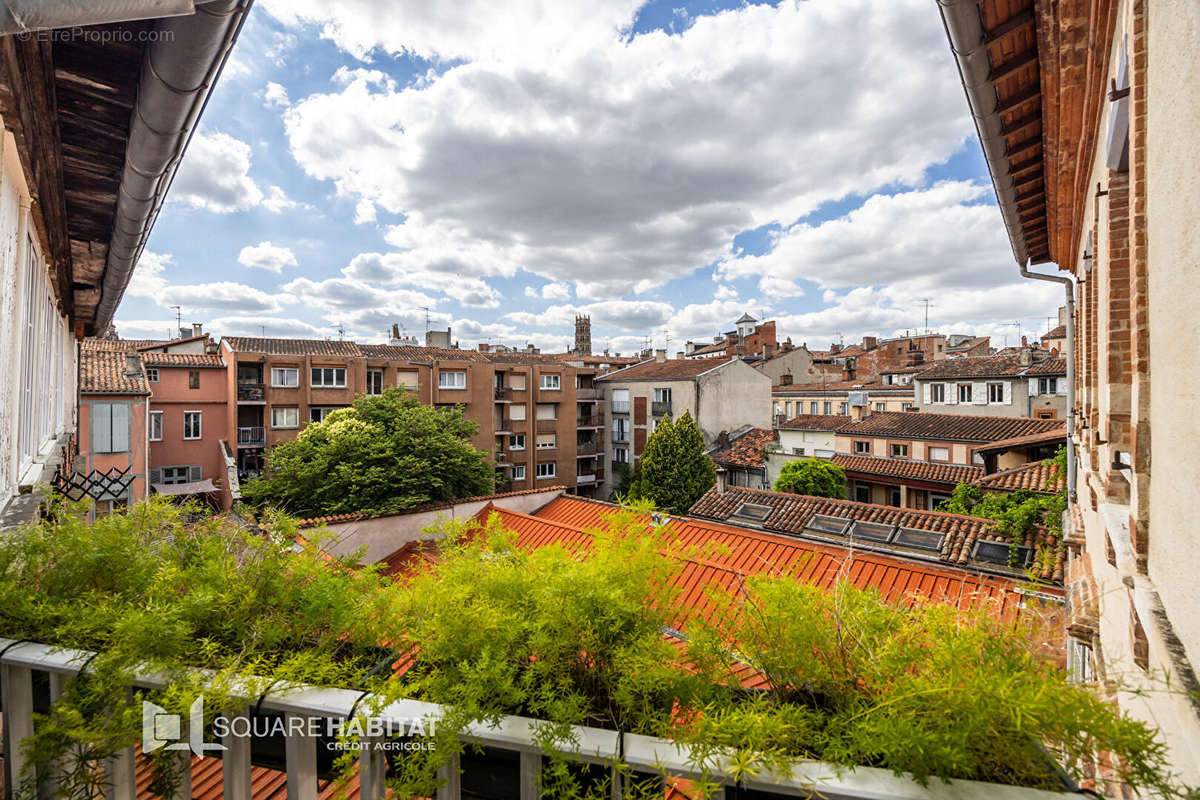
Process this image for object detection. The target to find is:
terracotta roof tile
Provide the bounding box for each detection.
[972,428,1068,454]
[359,343,488,362]
[688,486,1062,582]
[597,356,734,381]
[776,414,854,431]
[772,379,910,394]
[297,485,568,527]
[841,411,1065,443]
[80,346,150,395]
[222,336,367,357]
[710,428,777,469]
[1025,357,1067,375]
[1042,325,1066,340]
[976,460,1065,494]
[914,353,1062,379]
[140,352,225,368]
[831,454,983,486]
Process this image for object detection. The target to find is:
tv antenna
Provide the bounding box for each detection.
[917,299,934,333]
[335,322,346,341]
[170,305,182,331]
[418,306,431,334]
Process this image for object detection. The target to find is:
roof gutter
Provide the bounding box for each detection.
[0,1,196,34]
[93,0,253,331]
[936,0,1077,503]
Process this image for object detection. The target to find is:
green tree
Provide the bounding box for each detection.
[773,457,847,498]
[631,411,715,514]
[242,387,493,516]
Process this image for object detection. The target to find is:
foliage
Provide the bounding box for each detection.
[629,411,715,514]
[773,457,847,498]
[0,491,1188,799]
[242,387,493,516]
[610,460,637,501]
[937,447,1068,564]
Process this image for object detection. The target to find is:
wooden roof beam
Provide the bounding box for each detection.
[1008,156,1042,177]
[996,84,1041,115]
[988,49,1039,83]
[1000,110,1042,136]
[1005,136,1042,158]
[983,9,1036,44]
[1015,186,1045,205]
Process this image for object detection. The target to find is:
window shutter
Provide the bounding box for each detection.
[149,468,162,486]
[945,385,957,405]
[91,403,112,453]
[1056,378,1067,395]
[922,383,931,404]
[1029,377,1039,396]
[972,382,987,405]
[111,404,131,453]
[189,466,203,482]
[1003,382,1012,405]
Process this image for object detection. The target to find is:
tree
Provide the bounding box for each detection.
[242,387,493,516]
[773,457,846,498]
[631,411,715,514]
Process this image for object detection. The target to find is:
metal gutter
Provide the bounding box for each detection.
[0,0,196,35]
[93,0,254,331]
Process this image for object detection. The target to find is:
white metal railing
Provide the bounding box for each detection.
[0,638,1072,800]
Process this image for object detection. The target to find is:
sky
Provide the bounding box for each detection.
[114,0,1064,355]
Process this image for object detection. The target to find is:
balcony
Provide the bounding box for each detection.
[576,473,597,485]
[576,414,603,428]
[611,431,629,444]
[611,400,630,414]
[576,386,599,400]
[496,418,514,433]
[576,441,600,457]
[652,401,672,417]
[236,382,265,402]
[236,426,265,447]
[494,386,512,401]
[535,418,558,434]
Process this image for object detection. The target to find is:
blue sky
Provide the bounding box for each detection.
[116,0,1062,353]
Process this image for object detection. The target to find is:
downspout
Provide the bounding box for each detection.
[937,0,1077,503]
[93,0,253,330]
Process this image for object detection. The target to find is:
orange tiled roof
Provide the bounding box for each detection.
[972,428,1068,455]
[360,343,488,362]
[140,352,225,368]
[134,751,358,800]
[1042,325,1066,340]
[688,486,1062,582]
[841,411,1064,443]
[914,353,1065,379]
[222,336,365,357]
[710,428,777,469]
[597,356,733,381]
[296,485,569,527]
[771,379,909,394]
[1025,357,1067,375]
[776,414,854,431]
[830,454,983,486]
[80,347,149,395]
[976,460,1064,494]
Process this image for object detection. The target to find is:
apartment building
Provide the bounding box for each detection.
[222,337,616,498]
[0,5,247,526]
[913,351,1067,419]
[598,354,772,486]
[940,0,1200,780]
[772,376,913,422]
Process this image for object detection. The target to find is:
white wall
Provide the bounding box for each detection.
[696,359,772,444]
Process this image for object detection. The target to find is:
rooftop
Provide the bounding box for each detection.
[79,342,149,395]
[976,460,1065,495]
[830,453,984,486]
[1042,325,1066,340]
[840,411,1065,444]
[772,379,912,394]
[140,352,225,368]
[914,353,1064,379]
[776,414,855,431]
[597,356,734,382]
[973,428,1068,455]
[689,486,1062,582]
[709,428,777,469]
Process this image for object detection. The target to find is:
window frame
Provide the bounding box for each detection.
[539,373,562,391]
[536,462,557,479]
[160,466,191,485]
[271,366,300,388]
[183,410,202,440]
[511,464,527,481]
[536,434,556,450]
[149,410,163,442]
[853,440,871,455]
[188,370,200,390]
[928,446,950,462]
[311,366,348,389]
[271,406,300,429]
[889,442,910,459]
[366,368,384,395]
[508,434,526,451]
[988,382,1005,403]
[145,368,160,383]
[438,370,467,390]
[653,387,672,403]
[929,383,945,403]
[957,383,972,403]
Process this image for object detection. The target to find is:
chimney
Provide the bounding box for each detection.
[829,342,841,354]
[715,466,728,495]
[780,372,793,386]
[178,327,190,340]
[1021,335,1029,347]
[654,349,667,362]
[477,343,490,352]
[762,342,773,358]
[191,323,203,337]
[862,336,877,350]
[124,352,142,377]
[685,341,696,355]
[1019,346,1033,366]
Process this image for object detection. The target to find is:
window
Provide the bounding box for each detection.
[509,434,526,450]
[188,370,200,389]
[854,484,871,504]
[310,406,342,423]
[809,402,819,414]
[160,466,191,485]
[91,403,131,454]
[146,368,160,383]
[929,446,950,462]
[874,402,886,412]
[889,443,909,458]
[511,465,526,481]
[612,417,629,443]
[823,401,832,415]
[930,492,952,510]
[537,462,556,479]
[510,374,527,390]
[271,367,299,388]
[957,383,972,403]
[510,404,527,421]
[902,402,914,411]
[271,407,299,429]
[612,388,630,413]
[837,402,847,415]
[396,371,419,389]
[1037,410,1057,420]
[311,367,347,388]
[853,440,871,455]
[988,382,1005,403]
[614,447,629,463]
[539,373,561,390]
[438,370,467,390]
[536,434,556,450]
[1037,377,1058,395]
[1067,636,1096,684]
[889,487,902,507]
[535,403,556,420]
[928,383,944,403]
[792,447,805,455]
[183,411,202,440]
[149,411,163,442]
[366,369,384,395]
[653,388,672,403]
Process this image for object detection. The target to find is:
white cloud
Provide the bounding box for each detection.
[171,132,265,213]
[262,185,299,213]
[342,252,502,307]
[713,284,739,301]
[282,275,438,315]
[238,241,298,273]
[757,275,805,299]
[263,81,290,108]
[280,0,971,299]
[126,250,171,298]
[353,199,377,225]
[160,282,287,314]
[541,282,571,301]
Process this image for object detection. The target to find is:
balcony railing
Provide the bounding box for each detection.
[535,418,558,433]
[0,637,1071,800]
[576,473,597,485]
[652,401,672,417]
[237,426,265,446]
[237,382,265,402]
[612,459,629,474]
[576,441,600,457]
[611,400,630,414]
[576,387,599,400]
[576,415,603,428]
[494,386,512,401]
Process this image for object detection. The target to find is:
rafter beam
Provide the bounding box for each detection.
[988,49,1039,83]
[1001,110,1042,136]
[996,84,1041,115]
[983,9,1036,44]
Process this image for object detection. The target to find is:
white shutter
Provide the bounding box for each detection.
[972,382,987,405]
[922,383,931,404]
[111,404,131,453]
[189,465,203,482]
[945,385,957,405]
[91,403,112,453]
[1002,382,1012,405]
[1056,377,1067,395]
[1029,377,1039,396]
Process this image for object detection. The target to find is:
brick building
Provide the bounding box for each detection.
[683,313,782,360]
[939,0,1200,783]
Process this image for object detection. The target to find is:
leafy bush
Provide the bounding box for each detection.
[628,411,715,513]
[242,387,494,516]
[773,457,847,498]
